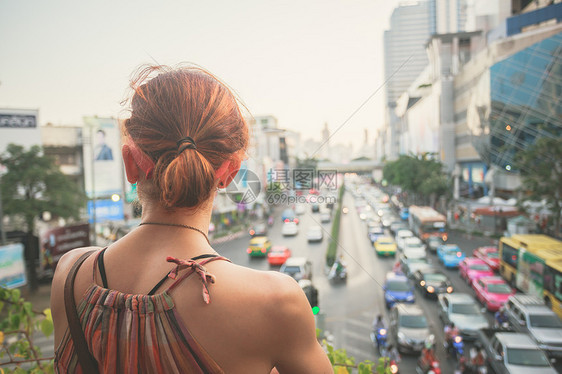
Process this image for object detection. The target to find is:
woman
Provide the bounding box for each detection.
[50,65,332,373]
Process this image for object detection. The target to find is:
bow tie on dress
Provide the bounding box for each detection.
[166,257,217,304]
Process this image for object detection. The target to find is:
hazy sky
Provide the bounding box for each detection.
[0,0,403,149]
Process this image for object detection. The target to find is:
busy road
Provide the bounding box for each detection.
[213,187,504,373]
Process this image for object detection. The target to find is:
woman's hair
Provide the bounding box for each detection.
[123,65,249,209]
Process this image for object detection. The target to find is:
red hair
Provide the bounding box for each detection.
[123,65,249,209]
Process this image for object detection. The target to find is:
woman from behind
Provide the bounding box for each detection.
[50,65,332,373]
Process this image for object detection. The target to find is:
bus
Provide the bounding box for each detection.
[516,248,562,300]
[499,234,562,286]
[408,206,447,241]
[544,258,562,319]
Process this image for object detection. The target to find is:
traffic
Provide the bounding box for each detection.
[234,175,562,373]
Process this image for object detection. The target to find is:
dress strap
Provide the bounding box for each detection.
[92,247,108,285]
[165,256,231,304]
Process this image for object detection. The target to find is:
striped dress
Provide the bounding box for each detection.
[55,250,229,373]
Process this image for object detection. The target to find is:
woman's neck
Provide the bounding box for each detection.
[140,200,213,235]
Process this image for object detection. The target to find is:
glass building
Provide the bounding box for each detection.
[470,32,562,174]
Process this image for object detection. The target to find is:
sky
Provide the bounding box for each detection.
[0,0,403,149]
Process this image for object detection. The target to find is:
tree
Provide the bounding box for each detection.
[515,135,562,237]
[383,153,450,206]
[0,144,87,290]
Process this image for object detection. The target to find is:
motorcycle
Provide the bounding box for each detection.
[444,335,464,360]
[328,262,347,284]
[416,360,441,374]
[267,216,274,227]
[369,328,388,356]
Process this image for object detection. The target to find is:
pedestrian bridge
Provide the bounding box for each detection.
[316,159,382,174]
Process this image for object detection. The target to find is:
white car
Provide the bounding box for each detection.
[403,237,426,252]
[402,245,427,259]
[320,212,331,223]
[295,204,306,215]
[307,226,323,242]
[395,229,414,250]
[281,222,298,236]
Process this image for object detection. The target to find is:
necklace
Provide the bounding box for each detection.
[139,222,211,245]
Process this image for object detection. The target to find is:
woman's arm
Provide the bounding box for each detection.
[267,276,332,374]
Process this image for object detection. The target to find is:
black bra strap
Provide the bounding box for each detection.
[98,247,109,288]
[147,253,219,295]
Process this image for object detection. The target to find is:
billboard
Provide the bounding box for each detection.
[0,243,27,289]
[87,199,124,223]
[83,117,123,198]
[0,108,41,155]
[39,224,90,272]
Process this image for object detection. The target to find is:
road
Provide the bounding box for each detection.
[214,190,499,373]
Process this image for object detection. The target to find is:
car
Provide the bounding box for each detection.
[280,257,312,281]
[311,203,320,213]
[295,204,306,215]
[473,246,500,271]
[281,222,298,236]
[247,236,272,257]
[413,268,454,298]
[503,295,562,359]
[248,222,267,237]
[306,226,323,242]
[320,212,331,223]
[383,272,415,309]
[381,215,398,228]
[281,209,299,224]
[267,245,292,266]
[472,276,515,311]
[374,236,397,257]
[395,229,414,250]
[368,226,385,243]
[437,244,465,268]
[401,257,433,278]
[438,293,489,339]
[402,237,427,259]
[459,257,494,285]
[426,236,446,253]
[389,304,432,353]
[478,329,557,374]
[389,221,408,235]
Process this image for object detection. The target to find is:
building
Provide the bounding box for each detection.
[393,2,562,199]
[431,0,469,34]
[41,123,84,190]
[0,108,41,155]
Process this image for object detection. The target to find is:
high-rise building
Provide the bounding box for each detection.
[431,0,469,34]
[384,1,432,106]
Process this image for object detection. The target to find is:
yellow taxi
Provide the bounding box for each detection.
[247,236,272,257]
[374,236,397,257]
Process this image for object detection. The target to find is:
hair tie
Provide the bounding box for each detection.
[177,136,197,153]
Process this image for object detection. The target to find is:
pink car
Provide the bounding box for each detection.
[459,257,494,285]
[473,246,499,271]
[473,276,515,311]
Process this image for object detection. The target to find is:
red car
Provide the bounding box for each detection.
[472,276,515,311]
[267,246,292,266]
[459,257,494,285]
[473,246,499,271]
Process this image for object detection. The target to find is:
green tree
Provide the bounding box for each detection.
[383,153,449,206]
[0,144,87,290]
[515,135,562,237]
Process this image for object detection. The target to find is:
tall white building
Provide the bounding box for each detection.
[383,1,433,160]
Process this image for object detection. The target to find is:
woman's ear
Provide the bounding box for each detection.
[216,158,242,188]
[122,145,140,184]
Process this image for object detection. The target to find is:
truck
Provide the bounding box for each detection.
[477,328,556,373]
